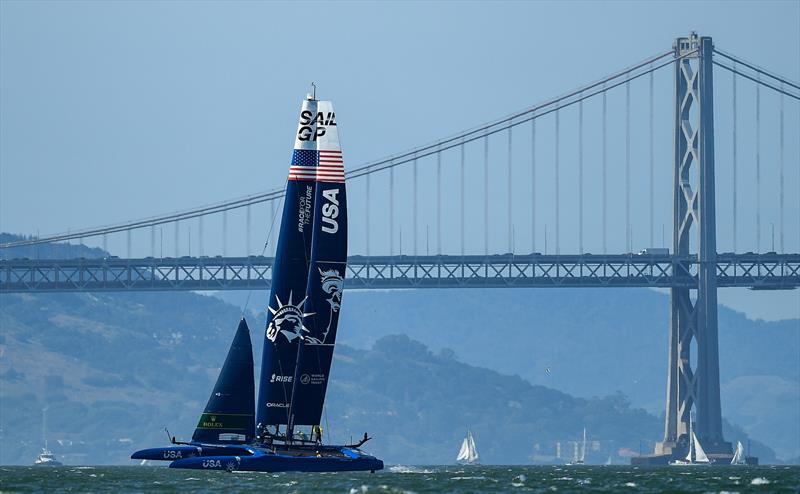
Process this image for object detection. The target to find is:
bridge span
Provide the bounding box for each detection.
[2,253,797,293]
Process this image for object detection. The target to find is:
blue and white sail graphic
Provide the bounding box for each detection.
[255,98,322,427]
[289,100,348,426]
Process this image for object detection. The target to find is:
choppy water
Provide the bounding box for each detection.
[0,465,798,493]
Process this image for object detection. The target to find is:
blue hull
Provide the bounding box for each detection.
[132,444,383,473]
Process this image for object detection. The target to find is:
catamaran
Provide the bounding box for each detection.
[669,419,711,465]
[456,429,479,465]
[131,92,383,473]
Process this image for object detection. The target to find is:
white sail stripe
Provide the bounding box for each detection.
[290,165,344,171]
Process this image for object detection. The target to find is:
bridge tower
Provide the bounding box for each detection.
[656,33,731,458]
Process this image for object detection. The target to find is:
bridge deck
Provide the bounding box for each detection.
[1,254,797,292]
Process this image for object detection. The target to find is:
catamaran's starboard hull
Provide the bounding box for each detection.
[132,444,383,473]
[169,449,383,473]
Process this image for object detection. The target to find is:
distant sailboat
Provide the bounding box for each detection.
[456,430,479,464]
[567,428,586,465]
[34,408,62,466]
[731,441,746,465]
[670,418,711,465]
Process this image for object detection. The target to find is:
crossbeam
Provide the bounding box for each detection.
[1,254,797,293]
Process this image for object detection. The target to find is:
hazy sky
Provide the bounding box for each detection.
[1,1,798,319]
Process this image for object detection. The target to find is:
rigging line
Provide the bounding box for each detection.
[713,48,800,90]
[713,61,800,100]
[242,194,284,316]
[5,52,686,250]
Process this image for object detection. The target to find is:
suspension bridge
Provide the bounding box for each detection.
[2,33,799,463]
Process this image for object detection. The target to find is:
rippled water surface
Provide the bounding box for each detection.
[1,465,798,493]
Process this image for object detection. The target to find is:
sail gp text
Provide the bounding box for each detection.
[297,111,336,141]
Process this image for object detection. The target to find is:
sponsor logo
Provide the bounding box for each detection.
[202,459,222,468]
[320,189,340,234]
[162,450,183,459]
[300,373,325,385]
[270,373,293,383]
[297,111,336,141]
[266,291,314,343]
[297,185,312,233]
[201,415,224,428]
[266,402,290,408]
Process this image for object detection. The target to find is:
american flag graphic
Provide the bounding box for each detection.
[288,149,345,183]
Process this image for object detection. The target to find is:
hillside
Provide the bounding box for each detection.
[217,287,800,460]
[0,290,776,465]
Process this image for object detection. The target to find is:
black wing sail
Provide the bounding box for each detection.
[255,97,320,428]
[192,318,255,444]
[289,99,347,427]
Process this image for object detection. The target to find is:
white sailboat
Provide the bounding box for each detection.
[731,441,746,465]
[670,419,711,465]
[456,429,479,465]
[567,428,586,465]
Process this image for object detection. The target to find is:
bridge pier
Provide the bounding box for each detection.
[655,33,731,460]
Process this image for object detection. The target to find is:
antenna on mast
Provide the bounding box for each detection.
[308,82,317,101]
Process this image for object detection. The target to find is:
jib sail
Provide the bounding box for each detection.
[289,100,347,427]
[193,318,255,444]
[256,96,325,428]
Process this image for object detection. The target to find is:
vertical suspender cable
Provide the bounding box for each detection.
[437,149,442,254]
[413,155,418,256]
[103,233,107,254]
[555,108,560,255]
[649,66,655,248]
[779,86,785,253]
[246,204,251,256]
[199,216,204,257]
[366,166,371,256]
[389,164,395,256]
[625,75,631,253]
[756,75,761,252]
[531,118,537,252]
[508,127,513,253]
[602,86,608,254]
[174,220,179,257]
[151,225,155,257]
[484,134,489,256]
[460,141,465,256]
[579,96,584,254]
[127,230,132,258]
[222,210,228,256]
[270,200,276,256]
[732,62,738,252]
